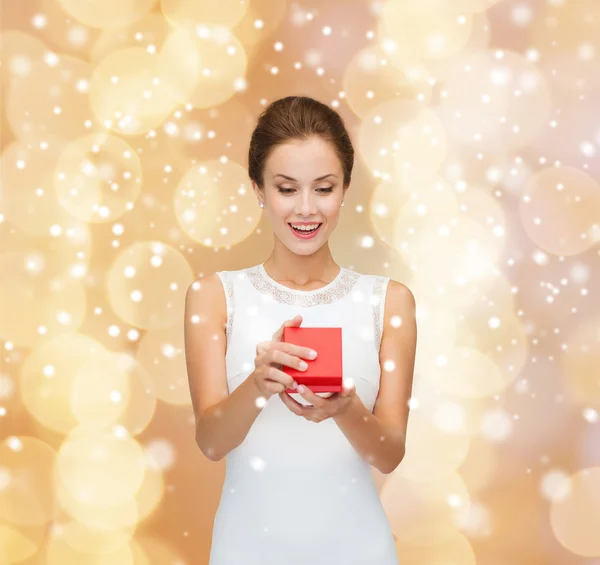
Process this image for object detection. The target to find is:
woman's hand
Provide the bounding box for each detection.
[251,314,318,400]
[279,379,357,422]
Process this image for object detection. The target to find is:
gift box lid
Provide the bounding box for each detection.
[282,326,342,379]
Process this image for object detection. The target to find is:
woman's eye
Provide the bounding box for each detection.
[277,187,334,193]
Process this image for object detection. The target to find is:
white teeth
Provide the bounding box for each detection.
[291,224,320,231]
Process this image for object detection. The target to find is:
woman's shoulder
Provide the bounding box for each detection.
[184,272,229,330]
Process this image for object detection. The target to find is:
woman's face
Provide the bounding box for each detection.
[253,136,346,254]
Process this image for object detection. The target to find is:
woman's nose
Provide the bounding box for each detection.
[296,192,318,215]
[296,204,318,218]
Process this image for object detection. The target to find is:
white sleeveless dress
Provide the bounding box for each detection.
[210,262,399,565]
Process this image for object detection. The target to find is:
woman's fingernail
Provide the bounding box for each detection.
[297,385,305,393]
[308,350,317,359]
[299,361,308,370]
[292,381,298,389]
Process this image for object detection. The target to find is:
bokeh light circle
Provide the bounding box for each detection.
[368,177,413,249]
[397,409,471,483]
[550,467,600,557]
[426,10,492,82]
[382,471,470,546]
[2,136,76,236]
[377,1,474,66]
[6,54,95,140]
[20,333,107,434]
[89,47,179,136]
[44,532,135,565]
[0,253,88,348]
[392,109,447,177]
[343,46,433,119]
[56,425,146,509]
[54,449,165,531]
[173,160,261,247]
[437,49,552,152]
[71,350,157,435]
[424,347,507,399]
[58,519,134,557]
[357,99,447,180]
[106,241,194,330]
[387,174,460,254]
[0,436,57,526]
[230,0,287,52]
[161,0,250,30]
[57,0,155,30]
[136,325,191,406]
[0,30,48,85]
[35,0,102,58]
[158,26,248,109]
[89,13,172,64]
[53,133,143,223]
[0,521,45,563]
[560,316,600,409]
[531,0,600,93]
[395,213,503,289]
[519,166,600,256]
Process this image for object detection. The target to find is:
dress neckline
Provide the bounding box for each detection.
[258,263,345,295]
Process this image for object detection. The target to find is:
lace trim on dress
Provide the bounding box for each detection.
[220,273,235,350]
[246,265,360,307]
[373,276,389,352]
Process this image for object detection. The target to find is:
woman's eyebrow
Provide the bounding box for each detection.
[273,173,338,181]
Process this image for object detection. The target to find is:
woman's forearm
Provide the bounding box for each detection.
[195,374,264,461]
[333,394,406,474]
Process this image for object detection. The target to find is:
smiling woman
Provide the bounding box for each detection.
[244,97,358,288]
[247,97,353,271]
[184,96,413,565]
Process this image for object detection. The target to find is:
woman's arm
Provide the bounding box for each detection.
[184,274,263,461]
[333,280,417,474]
[195,377,264,462]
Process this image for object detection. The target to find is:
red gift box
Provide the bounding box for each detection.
[282,327,342,394]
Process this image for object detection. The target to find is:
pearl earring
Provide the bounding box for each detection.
[259,202,264,208]
[341,201,345,207]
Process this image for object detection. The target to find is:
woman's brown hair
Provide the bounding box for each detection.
[248,96,354,189]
